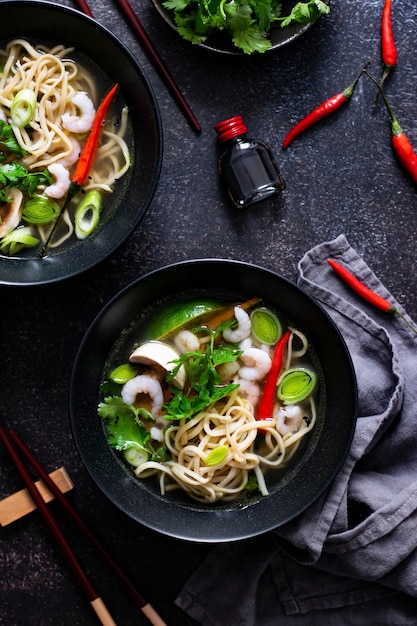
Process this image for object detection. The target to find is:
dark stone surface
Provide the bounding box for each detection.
[1,1,417,624]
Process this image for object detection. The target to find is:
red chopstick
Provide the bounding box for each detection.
[8,429,167,626]
[75,0,201,132]
[0,426,117,626]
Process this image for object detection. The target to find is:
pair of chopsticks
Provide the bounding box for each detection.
[75,0,201,133]
[0,426,167,626]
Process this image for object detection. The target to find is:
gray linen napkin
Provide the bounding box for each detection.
[176,235,417,625]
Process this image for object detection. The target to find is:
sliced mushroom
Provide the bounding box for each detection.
[0,188,23,237]
[129,340,186,389]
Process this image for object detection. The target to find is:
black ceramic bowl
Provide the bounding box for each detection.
[70,259,357,543]
[151,0,329,55]
[0,1,162,286]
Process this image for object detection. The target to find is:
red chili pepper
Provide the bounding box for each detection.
[257,329,292,422]
[282,64,367,150]
[327,258,393,312]
[39,83,119,257]
[72,83,119,187]
[328,257,417,336]
[366,71,417,185]
[381,0,397,71]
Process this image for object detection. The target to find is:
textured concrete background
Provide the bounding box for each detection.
[1,0,417,624]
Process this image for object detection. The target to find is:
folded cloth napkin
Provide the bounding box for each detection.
[176,234,417,625]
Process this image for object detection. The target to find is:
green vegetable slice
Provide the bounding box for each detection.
[74,189,102,240]
[277,367,317,404]
[145,298,224,339]
[250,308,281,344]
[0,226,39,255]
[11,89,37,127]
[205,445,229,466]
[109,363,138,384]
[22,195,60,224]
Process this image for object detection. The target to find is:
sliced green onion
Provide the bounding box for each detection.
[250,308,281,344]
[205,445,229,466]
[123,448,149,467]
[109,363,138,385]
[75,189,102,240]
[10,89,37,127]
[277,367,317,404]
[22,196,60,224]
[0,226,39,255]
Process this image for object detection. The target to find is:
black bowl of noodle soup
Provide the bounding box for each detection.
[0,1,162,285]
[70,259,357,542]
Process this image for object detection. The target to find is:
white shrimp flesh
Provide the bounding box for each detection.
[237,379,261,407]
[61,92,96,134]
[238,347,272,381]
[45,163,71,199]
[275,405,305,436]
[121,375,164,417]
[222,305,251,343]
[174,330,200,354]
[0,109,7,123]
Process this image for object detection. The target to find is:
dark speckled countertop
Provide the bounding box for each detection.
[1,1,417,624]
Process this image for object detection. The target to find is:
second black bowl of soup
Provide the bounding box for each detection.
[70,259,357,542]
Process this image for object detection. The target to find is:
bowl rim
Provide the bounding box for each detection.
[0,0,163,286]
[70,258,358,543]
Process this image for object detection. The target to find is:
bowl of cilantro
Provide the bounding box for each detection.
[152,0,330,55]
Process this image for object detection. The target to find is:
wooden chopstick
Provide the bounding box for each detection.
[8,429,167,626]
[75,0,201,132]
[0,426,117,626]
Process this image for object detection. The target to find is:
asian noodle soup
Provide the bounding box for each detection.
[0,39,131,256]
[98,296,320,504]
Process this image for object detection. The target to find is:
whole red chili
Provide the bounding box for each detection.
[366,71,417,186]
[327,258,417,335]
[327,258,393,312]
[282,64,368,150]
[381,0,397,79]
[40,83,119,257]
[257,329,292,422]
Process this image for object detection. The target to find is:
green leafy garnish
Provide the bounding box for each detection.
[0,162,53,203]
[162,0,330,54]
[163,321,242,420]
[0,120,28,160]
[98,396,168,461]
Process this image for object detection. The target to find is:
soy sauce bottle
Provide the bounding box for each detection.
[215,115,285,209]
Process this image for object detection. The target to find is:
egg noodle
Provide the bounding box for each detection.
[0,39,130,247]
[135,334,317,504]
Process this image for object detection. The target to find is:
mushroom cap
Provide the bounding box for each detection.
[129,340,186,388]
[0,188,23,237]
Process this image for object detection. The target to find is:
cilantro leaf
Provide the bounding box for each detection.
[0,162,53,203]
[0,120,28,159]
[98,396,164,460]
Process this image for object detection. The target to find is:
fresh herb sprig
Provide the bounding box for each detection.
[0,120,28,160]
[0,162,53,203]
[163,320,242,420]
[162,0,330,54]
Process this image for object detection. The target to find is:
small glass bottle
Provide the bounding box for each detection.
[214,115,285,209]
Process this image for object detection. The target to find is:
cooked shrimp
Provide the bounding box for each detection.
[275,405,305,436]
[174,330,200,354]
[61,92,96,134]
[237,379,261,407]
[217,360,240,382]
[238,347,272,381]
[0,109,7,123]
[45,163,71,199]
[58,136,81,167]
[223,305,251,343]
[121,375,164,417]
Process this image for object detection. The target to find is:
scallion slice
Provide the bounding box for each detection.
[250,308,281,344]
[109,363,138,385]
[74,189,102,240]
[0,226,39,255]
[11,89,37,127]
[277,367,317,404]
[22,196,60,224]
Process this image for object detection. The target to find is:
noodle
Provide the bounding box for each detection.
[0,39,131,251]
[134,389,316,504]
